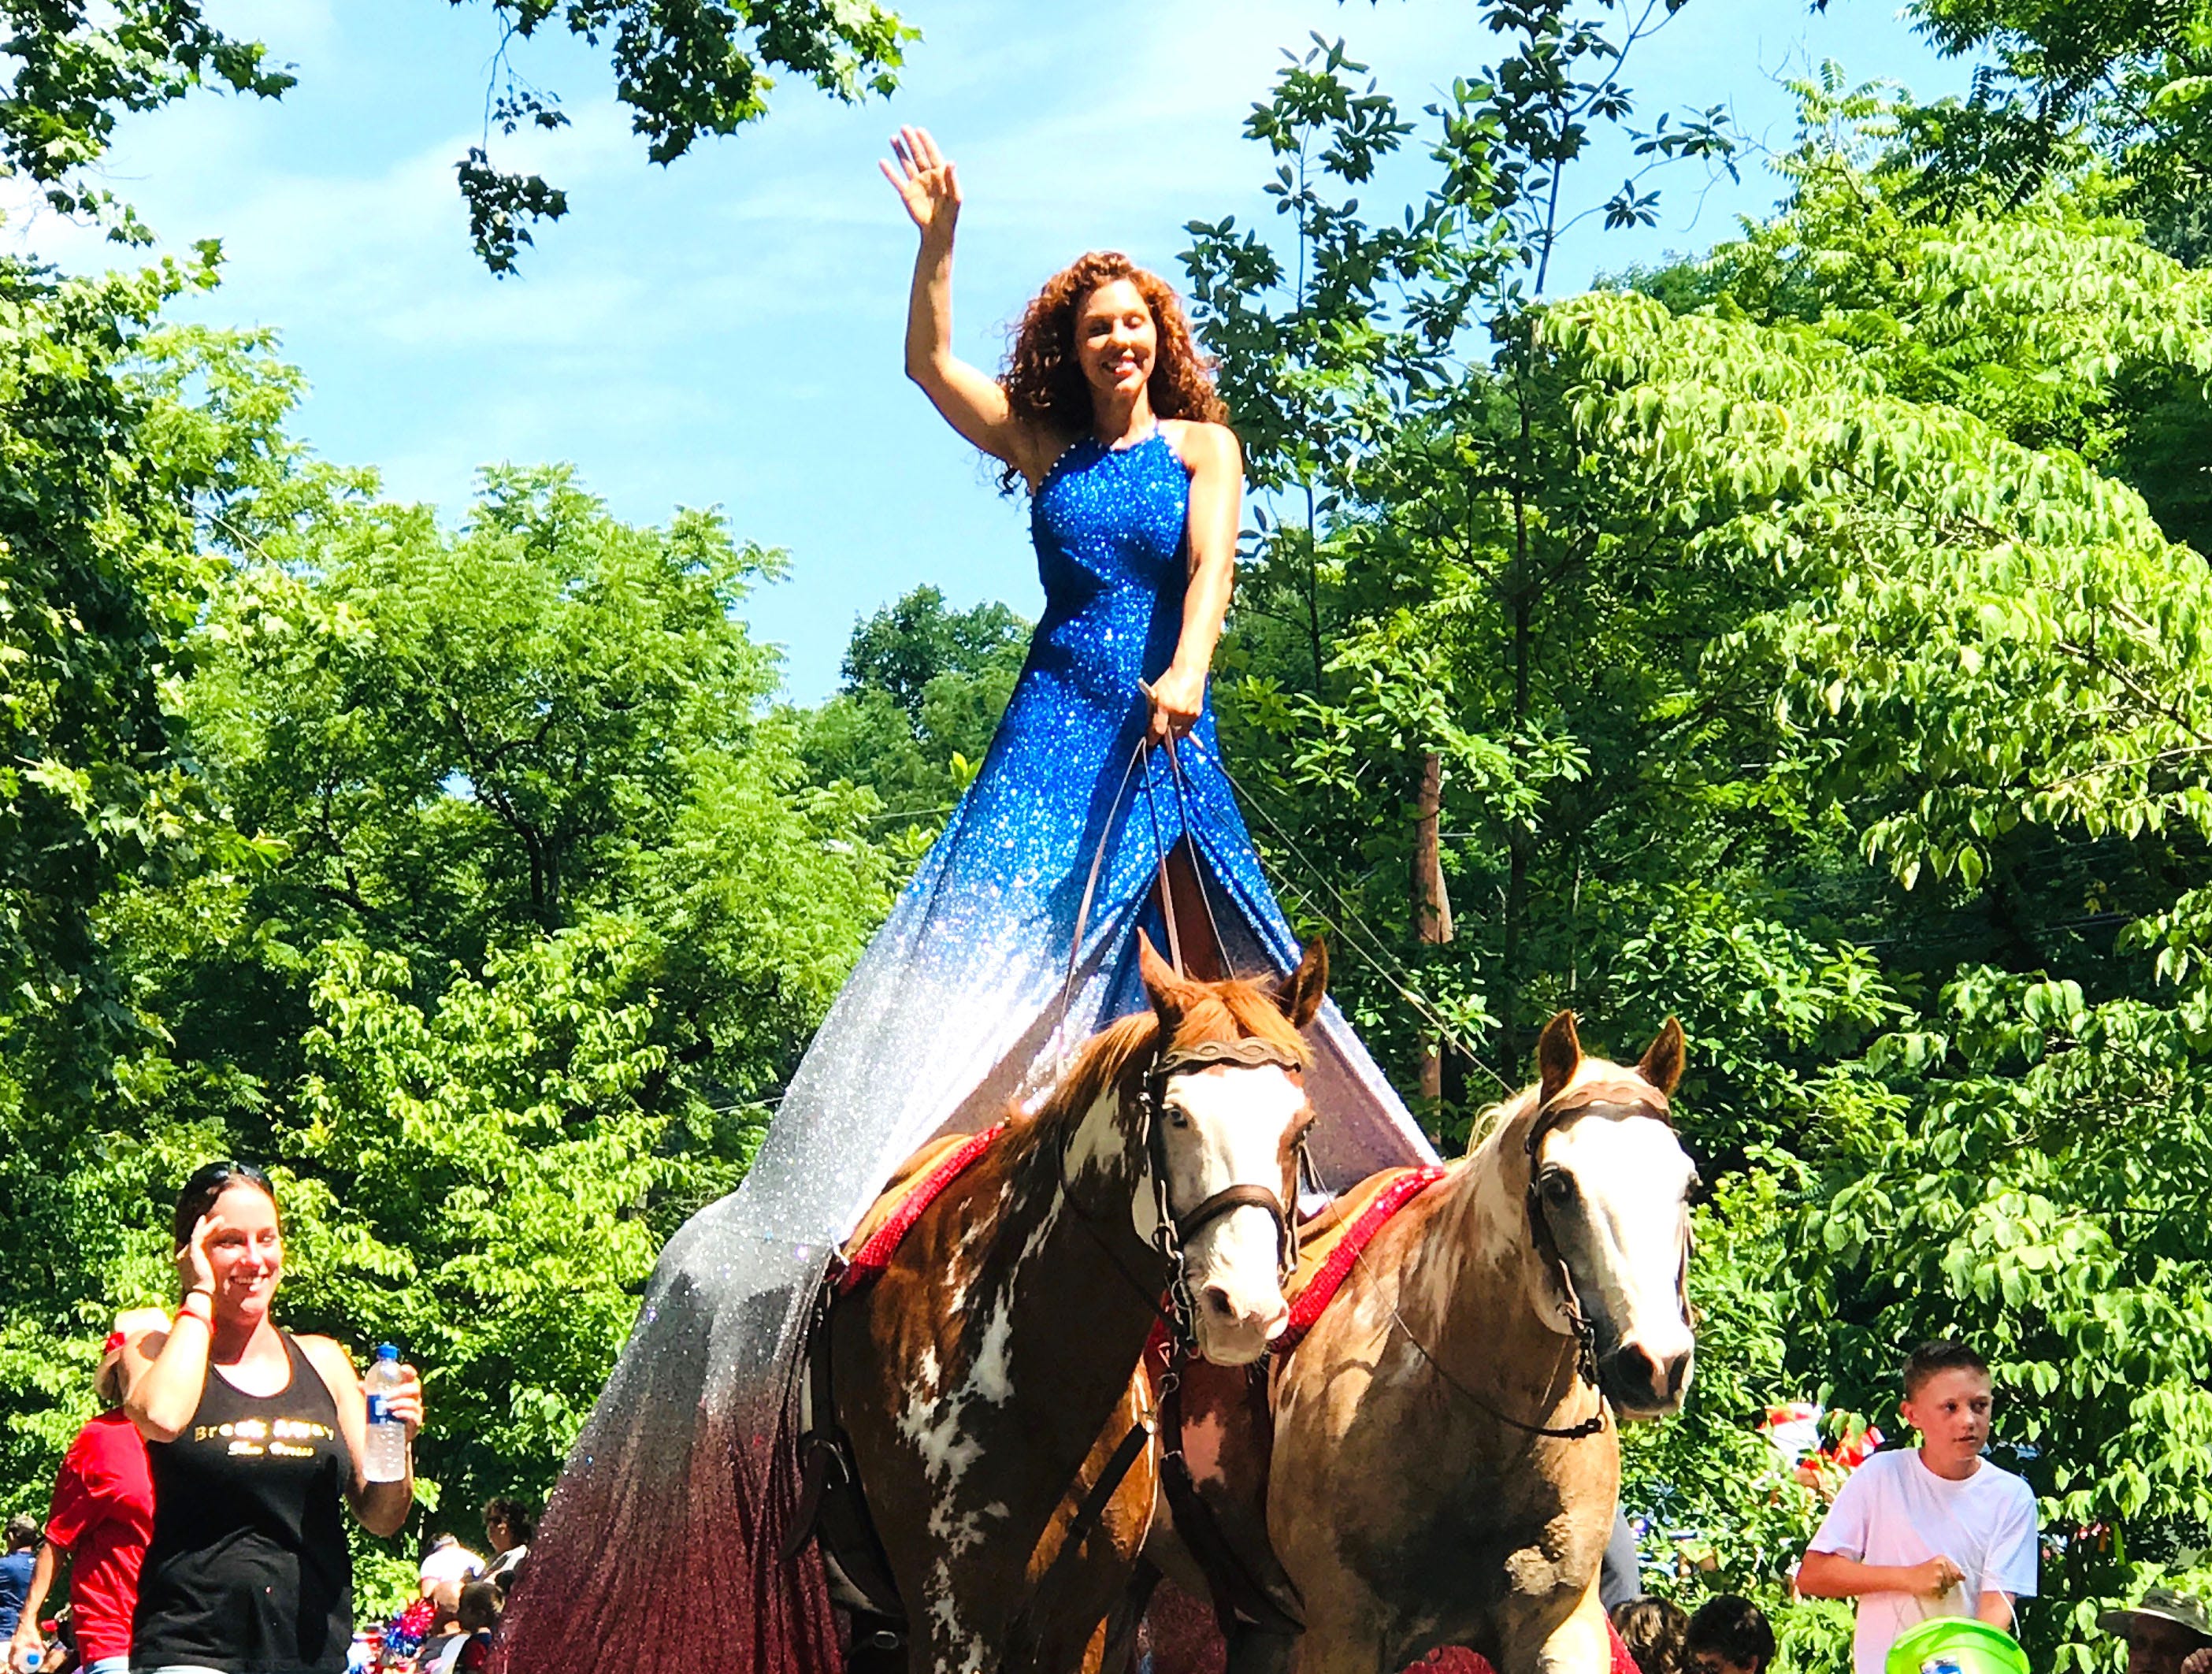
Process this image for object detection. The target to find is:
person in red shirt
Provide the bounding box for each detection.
[8,1311,164,1674]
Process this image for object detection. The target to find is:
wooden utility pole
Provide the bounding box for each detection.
[1413,751,1453,1102]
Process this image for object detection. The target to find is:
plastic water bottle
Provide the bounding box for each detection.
[362,1343,408,1482]
[22,1648,42,1672]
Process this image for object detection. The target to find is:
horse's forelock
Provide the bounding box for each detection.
[1004,978,1315,1160]
[1466,1053,1645,1160]
[1169,980,1313,1071]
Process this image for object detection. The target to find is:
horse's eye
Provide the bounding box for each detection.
[1165,1106,1191,1130]
[1540,1169,1575,1205]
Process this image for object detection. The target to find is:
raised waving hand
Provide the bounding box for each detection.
[881,125,959,242]
[882,128,1052,481]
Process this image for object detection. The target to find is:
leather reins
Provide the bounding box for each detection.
[1054,722,1308,1355]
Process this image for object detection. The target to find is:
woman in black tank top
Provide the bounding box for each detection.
[120,1164,428,1674]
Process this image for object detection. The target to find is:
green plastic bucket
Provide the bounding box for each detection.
[1884,1617,2031,1674]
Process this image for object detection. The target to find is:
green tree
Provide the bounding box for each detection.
[445,0,916,272]
[1185,17,1742,1099]
[1187,35,2212,1668]
[0,247,304,1108]
[796,585,1028,842]
[1851,0,2212,254]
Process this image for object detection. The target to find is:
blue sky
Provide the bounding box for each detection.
[9,0,1964,701]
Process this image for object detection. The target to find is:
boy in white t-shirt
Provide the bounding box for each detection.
[1797,1339,2039,1674]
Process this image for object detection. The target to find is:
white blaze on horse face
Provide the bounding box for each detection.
[1160,1063,1301,1365]
[1540,1112,1697,1417]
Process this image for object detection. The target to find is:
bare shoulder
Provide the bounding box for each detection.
[1160,419,1241,473]
[293,1334,361,1390]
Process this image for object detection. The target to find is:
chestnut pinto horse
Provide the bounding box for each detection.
[821,934,1329,1674]
[1146,1011,1698,1674]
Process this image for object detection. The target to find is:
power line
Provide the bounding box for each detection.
[1211,751,1516,1094]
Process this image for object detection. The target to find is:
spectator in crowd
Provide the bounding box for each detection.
[2097,1586,2212,1674]
[7,1309,165,1674]
[417,1580,467,1674]
[379,1594,436,1670]
[120,1160,426,1674]
[0,1519,36,1642]
[453,1583,501,1673]
[1613,1596,1691,1674]
[1796,1339,2038,1674]
[1686,1595,1776,1674]
[478,1499,533,1590]
[417,1535,483,1598]
[1598,1511,1643,1612]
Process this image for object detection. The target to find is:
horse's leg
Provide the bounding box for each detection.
[1520,1581,1609,1674]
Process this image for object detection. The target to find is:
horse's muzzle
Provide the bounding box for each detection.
[1602,1342,1693,1418]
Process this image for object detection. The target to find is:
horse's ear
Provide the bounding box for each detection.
[1638,1016,1686,1096]
[1535,1011,1581,1108]
[1138,930,1191,1025]
[1271,937,1328,1030]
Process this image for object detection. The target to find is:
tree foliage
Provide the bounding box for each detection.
[795,585,1028,843]
[0,246,303,1108]
[446,0,916,272]
[1864,0,2212,250]
[1178,23,2212,1668]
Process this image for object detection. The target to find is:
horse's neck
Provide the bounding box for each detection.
[1046,1073,1151,1232]
[1405,1112,1581,1404]
[993,1074,1157,1321]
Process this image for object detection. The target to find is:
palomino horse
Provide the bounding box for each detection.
[820,933,1328,1674]
[1147,1010,1697,1674]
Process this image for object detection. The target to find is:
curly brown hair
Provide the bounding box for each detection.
[999,251,1227,492]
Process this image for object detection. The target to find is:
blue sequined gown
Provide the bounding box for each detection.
[503,429,1434,1674]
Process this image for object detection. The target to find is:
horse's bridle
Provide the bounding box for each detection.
[1523,1075,1676,1433]
[1058,1031,1309,1355]
[1143,1034,1308,1351]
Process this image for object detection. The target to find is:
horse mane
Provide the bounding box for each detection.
[1007,975,1315,1156]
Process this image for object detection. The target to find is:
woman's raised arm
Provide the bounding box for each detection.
[123,1214,221,1443]
[881,127,1049,478]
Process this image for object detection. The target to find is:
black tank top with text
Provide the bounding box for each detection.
[134,1331,354,1672]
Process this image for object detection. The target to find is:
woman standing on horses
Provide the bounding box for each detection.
[879,124,1244,983]
[496,130,1431,1674]
[766,120,1424,1156]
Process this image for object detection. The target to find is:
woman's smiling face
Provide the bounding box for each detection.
[1074,278,1156,401]
[205,1182,284,1324]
